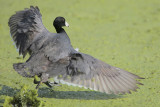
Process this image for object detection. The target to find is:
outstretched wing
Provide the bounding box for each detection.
[56,53,143,94]
[8,6,49,58]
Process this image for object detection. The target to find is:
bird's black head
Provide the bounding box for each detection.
[53,17,69,33]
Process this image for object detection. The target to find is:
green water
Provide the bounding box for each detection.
[0,0,160,106]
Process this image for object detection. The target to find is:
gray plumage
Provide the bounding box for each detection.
[9,6,143,95]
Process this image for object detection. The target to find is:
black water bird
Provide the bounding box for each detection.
[8,6,143,94]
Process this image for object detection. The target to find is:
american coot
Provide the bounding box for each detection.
[8,6,143,94]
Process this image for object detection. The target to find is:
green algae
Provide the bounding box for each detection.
[0,0,160,107]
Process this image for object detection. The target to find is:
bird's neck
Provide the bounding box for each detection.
[55,27,66,33]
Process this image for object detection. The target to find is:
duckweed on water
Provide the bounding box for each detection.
[1,0,160,107]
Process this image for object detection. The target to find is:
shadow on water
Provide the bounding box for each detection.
[38,87,123,100]
[0,84,122,100]
[0,84,19,106]
[0,99,4,103]
[0,99,4,107]
[0,85,19,97]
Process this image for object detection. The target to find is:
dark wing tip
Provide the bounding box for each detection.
[35,6,40,11]
[29,5,41,17]
[29,6,40,11]
[30,5,34,9]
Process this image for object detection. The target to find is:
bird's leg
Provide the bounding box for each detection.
[34,73,60,89]
[33,75,41,89]
[34,75,40,84]
[34,73,50,89]
[44,81,53,88]
[36,81,42,89]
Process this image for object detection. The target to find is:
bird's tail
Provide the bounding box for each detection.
[13,63,33,77]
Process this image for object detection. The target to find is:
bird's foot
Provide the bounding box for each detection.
[49,81,61,87]
[36,81,42,89]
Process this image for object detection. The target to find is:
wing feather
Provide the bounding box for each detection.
[54,53,143,94]
[8,6,49,58]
